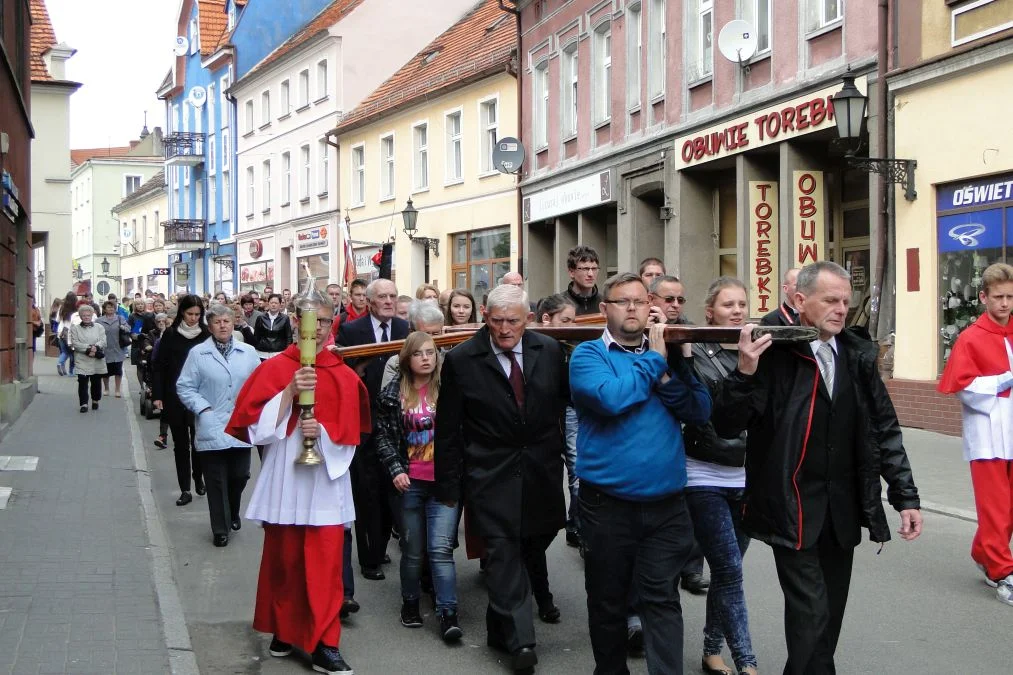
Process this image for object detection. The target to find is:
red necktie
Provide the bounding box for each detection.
[506,350,525,411]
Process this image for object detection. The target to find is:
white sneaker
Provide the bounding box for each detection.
[997,575,1013,606]
[978,563,998,588]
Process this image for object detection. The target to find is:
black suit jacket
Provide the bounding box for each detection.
[336,314,410,431]
[760,302,799,326]
[434,326,568,538]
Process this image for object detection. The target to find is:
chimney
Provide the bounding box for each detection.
[130,140,139,149]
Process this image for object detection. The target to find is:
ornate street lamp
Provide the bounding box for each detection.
[210,235,234,272]
[100,257,110,274]
[401,197,439,256]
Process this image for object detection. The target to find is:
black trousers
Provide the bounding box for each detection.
[484,533,555,653]
[521,537,554,608]
[168,411,202,493]
[580,483,693,675]
[77,374,102,406]
[349,451,392,569]
[201,448,251,536]
[771,517,855,675]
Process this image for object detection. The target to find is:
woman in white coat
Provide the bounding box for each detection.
[177,304,261,547]
[69,304,108,413]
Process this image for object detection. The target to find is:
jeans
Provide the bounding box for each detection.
[686,486,756,670]
[58,338,74,375]
[563,405,580,532]
[399,479,459,613]
[580,483,694,675]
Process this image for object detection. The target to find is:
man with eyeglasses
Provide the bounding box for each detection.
[648,275,689,326]
[570,272,711,675]
[565,245,604,316]
[435,284,569,674]
[337,278,410,582]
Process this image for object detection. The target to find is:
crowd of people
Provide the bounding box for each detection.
[49,244,976,675]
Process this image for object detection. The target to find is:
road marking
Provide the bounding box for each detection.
[0,487,11,509]
[0,456,39,471]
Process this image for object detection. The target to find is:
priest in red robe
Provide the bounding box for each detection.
[938,262,1013,606]
[227,289,369,674]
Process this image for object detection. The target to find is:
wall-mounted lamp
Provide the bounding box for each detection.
[401,198,439,256]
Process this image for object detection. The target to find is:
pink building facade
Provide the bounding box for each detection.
[518,0,883,318]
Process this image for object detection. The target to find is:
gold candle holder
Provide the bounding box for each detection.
[295,301,323,466]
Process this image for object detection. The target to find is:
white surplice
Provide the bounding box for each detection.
[956,338,1013,462]
[244,390,356,526]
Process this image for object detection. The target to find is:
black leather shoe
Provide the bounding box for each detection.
[213,534,229,547]
[231,518,242,531]
[268,636,292,657]
[681,572,709,595]
[311,643,352,673]
[80,405,87,413]
[538,602,561,624]
[565,529,581,548]
[440,611,463,642]
[91,401,99,410]
[382,553,391,564]
[511,646,538,671]
[176,491,192,506]
[194,478,206,496]
[361,566,385,580]
[339,596,360,618]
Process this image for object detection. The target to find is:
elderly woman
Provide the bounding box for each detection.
[69,304,107,412]
[177,304,261,547]
[97,300,131,398]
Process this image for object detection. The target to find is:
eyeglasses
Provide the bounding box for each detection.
[575,266,599,274]
[603,299,651,310]
[658,295,687,305]
[411,349,437,358]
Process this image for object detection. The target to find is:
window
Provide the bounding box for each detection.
[124,175,142,197]
[301,144,311,201]
[695,0,714,80]
[281,151,291,204]
[220,74,230,127]
[351,145,365,205]
[445,112,463,183]
[195,179,204,219]
[299,69,310,108]
[648,0,666,97]
[380,135,395,199]
[260,90,271,127]
[222,173,231,221]
[561,45,578,137]
[153,210,160,247]
[184,166,190,187]
[533,62,549,148]
[318,139,329,195]
[246,167,254,216]
[413,123,429,191]
[479,99,498,174]
[209,177,217,223]
[189,18,199,55]
[451,226,511,301]
[262,160,271,211]
[316,60,328,99]
[627,3,642,108]
[208,135,216,173]
[244,100,254,133]
[280,80,290,117]
[806,0,843,32]
[593,25,612,123]
[208,83,216,131]
[228,4,236,29]
[951,0,1013,46]
[221,131,230,174]
[744,0,772,54]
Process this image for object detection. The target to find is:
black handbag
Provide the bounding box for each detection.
[92,345,105,360]
[119,330,132,348]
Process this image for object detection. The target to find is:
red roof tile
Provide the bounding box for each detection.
[71,147,133,168]
[198,0,229,56]
[29,0,58,82]
[334,0,516,133]
[244,0,366,80]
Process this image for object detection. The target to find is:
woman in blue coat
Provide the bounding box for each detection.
[177,303,261,547]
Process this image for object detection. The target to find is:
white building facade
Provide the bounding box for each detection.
[111,172,171,298]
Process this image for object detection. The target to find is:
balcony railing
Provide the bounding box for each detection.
[162,219,207,249]
[164,132,206,166]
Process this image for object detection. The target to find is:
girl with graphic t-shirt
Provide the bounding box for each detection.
[375,331,462,644]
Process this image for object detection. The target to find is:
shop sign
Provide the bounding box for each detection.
[239,235,273,264]
[152,267,170,275]
[937,210,1003,253]
[296,225,329,252]
[792,171,826,266]
[674,77,866,169]
[173,263,190,282]
[522,170,612,223]
[937,172,1013,212]
[748,182,779,315]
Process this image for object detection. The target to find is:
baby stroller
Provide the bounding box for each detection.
[137,332,161,420]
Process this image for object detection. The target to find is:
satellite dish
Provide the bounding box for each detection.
[173,36,189,56]
[492,137,525,175]
[188,86,207,108]
[718,20,758,66]
[121,228,132,240]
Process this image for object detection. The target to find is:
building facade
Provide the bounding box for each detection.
[885,1,1013,435]
[234,0,479,295]
[332,0,519,295]
[28,0,79,310]
[519,0,884,322]
[111,172,171,298]
[0,0,39,432]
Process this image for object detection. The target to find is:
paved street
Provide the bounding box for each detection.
[1,358,1010,674]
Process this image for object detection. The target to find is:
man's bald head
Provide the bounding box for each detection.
[501,272,524,288]
[783,268,801,308]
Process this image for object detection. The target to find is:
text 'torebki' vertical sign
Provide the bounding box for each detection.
[748,181,779,316]
[792,170,825,267]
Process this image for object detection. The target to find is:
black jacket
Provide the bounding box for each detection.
[337,314,410,410]
[253,312,292,353]
[565,282,603,316]
[684,342,747,468]
[712,327,920,548]
[151,325,210,424]
[760,302,799,326]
